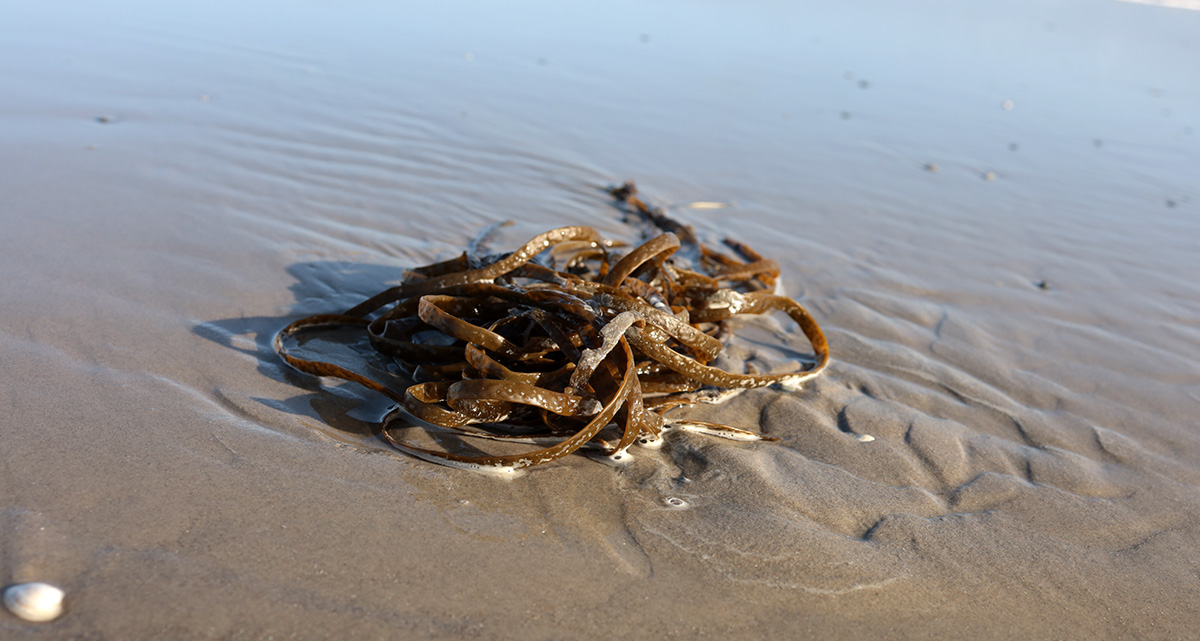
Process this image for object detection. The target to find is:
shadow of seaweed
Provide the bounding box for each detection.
[193,260,411,444]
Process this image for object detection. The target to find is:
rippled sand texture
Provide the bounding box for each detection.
[2,0,1199,638]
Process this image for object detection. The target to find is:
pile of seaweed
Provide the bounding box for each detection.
[275,182,828,473]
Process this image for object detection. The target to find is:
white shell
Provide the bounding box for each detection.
[4,582,65,622]
[855,434,876,443]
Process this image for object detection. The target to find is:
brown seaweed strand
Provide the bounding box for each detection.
[381,337,637,474]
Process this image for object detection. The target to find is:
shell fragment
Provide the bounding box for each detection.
[4,582,65,622]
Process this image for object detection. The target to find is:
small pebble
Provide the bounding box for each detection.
[1002,100,1014,111]
[4,582,65,623]
[1036,280,1051,290]
[840,111,851,120]
[855,434,876,443]
[858,79,869,89]
[95,115,114,124]
[983,171,997,181]
[924,163,939,173]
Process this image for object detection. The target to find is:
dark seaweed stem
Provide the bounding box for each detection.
[607,181,699,246]
[274,182,829,473]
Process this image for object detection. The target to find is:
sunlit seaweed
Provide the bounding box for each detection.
[274,182,829,473]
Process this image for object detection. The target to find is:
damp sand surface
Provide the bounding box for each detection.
[2,0,1199,638]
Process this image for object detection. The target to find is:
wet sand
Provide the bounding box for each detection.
[2,0,1199,638]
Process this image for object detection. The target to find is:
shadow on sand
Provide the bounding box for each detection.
[192,260,410,444]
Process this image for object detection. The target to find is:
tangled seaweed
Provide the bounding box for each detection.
[275,182,829,473]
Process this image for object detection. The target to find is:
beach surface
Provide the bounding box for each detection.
[2,0,1199,638]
